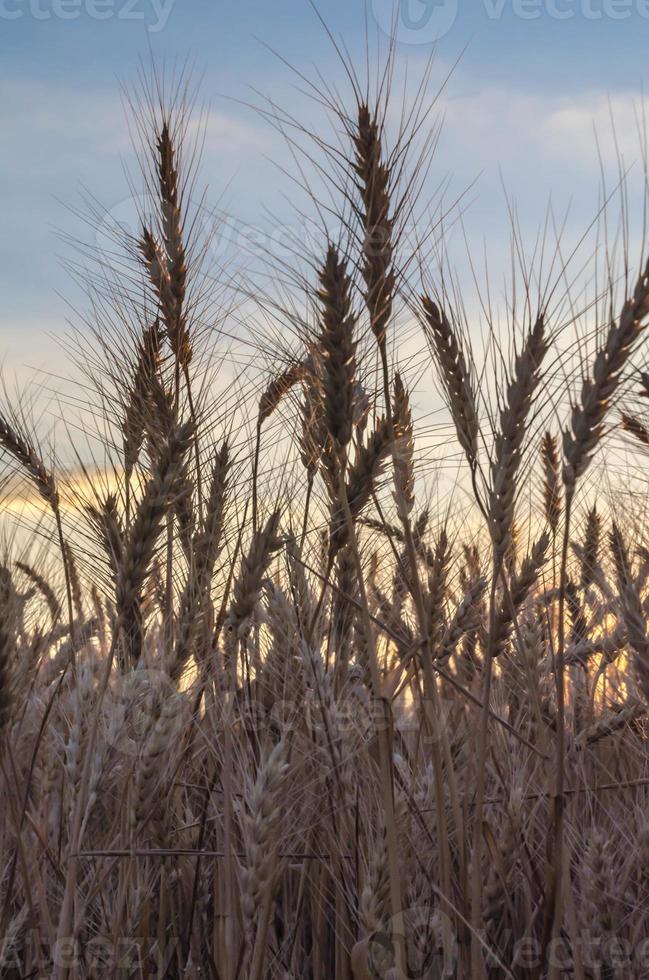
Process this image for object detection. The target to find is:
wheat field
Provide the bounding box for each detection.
[3,47,649,980]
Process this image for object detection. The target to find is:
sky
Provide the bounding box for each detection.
[2,0,649,393]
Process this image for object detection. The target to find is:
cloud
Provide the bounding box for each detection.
[438,84,646,173]
[192,109,268,159]
[543,93,643,165]
[0,79,129,177]
[0,77,267,181]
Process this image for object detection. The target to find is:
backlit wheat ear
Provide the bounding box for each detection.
[122,320,162,479]
[359,820,390,936]
[258,361,307,425]
[610,521,649,701]
[0,408,77,638]
[579,699,646,746]
[254,360,307,533]
[421,296,479,472]
[392,372,415,519]
[353,103,394,352]
[563,258,649,497]
[317,243,358,462]
[0,567,15,735]
[155,119,192,369]
[621,412,649,447]
[580,830,618,963]
[580,505,602,589]
[348,416,401,516]
[143,369,176,453]
[0,413,58,510]
[139,226,191,367]
[225,509,283,641]
[62,542,84,620]
[440,575,487,659]
[156,123,186,300]
[115,419,194,669]
[565,579,588,645]
[493,532,550,654]
[168,442,229,681]
[174,462,195,558]
[462,541,481,581]
[299,377,322,480]
[423,528,452,644]
[333,542,358,666]
[541,432,561,532]
[86,493,123,582]
[195,441,229,580]
[489,314,548,559]
[330,415,397,558]
[15,561,61,626]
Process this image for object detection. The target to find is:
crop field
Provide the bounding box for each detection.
[2,36,649,980]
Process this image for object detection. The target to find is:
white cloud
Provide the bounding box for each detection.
[0,78,267,180]
[543,94,643,165]
[438,84,646,172]
[192,109,268,159]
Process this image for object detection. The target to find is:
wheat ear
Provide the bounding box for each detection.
[115,419,194,669]
[541,432,561,533]
[353,103,394,353]
[489,314,548,559]
[392,372,415,520]
[122,320,163,482]
[15,561,61,626]
[610,521,649,701]
[0,411,76,646]
[0,567,15,736]
[563,258,649,497]
[421,296,479,472]
[317,243,358,460]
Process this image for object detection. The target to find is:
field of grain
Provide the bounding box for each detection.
[2,50,649,980]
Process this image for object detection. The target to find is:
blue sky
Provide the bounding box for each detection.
[2,0,649,385]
